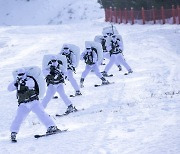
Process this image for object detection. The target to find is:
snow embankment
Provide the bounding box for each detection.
[0,0,104,26]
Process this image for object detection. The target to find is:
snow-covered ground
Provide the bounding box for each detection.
[0,0,180,154]
[0,22,180,154]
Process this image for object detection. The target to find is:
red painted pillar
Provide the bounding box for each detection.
[152,6,156,24]
[114,7,118,23]
[109,7,113,22]
[161,6,165,24]
[178,5,180,24]
[119,9,122,24]
[125,8,128,24]
[105,8,108,22]
[131,7,134,25]
[142,7,145,24]
[172,5,176,24]
[105,8,109,22]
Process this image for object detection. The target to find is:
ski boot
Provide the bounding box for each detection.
[53,96,58,99]
[101,71,108,77]
[128,69,133,73]
[101,77,110,85]
[46,126,59,134]
[124,69,133,75]
[117,65,122,71]
[75,90,82,96]
[11,132,17,142]
[101,62,106,65]
[65,104,77,114]
[80,78,84,88]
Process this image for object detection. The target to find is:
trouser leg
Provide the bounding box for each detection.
[57,84,72,107]
[67,70,80,91]
[32,100,55,129]
[92,64,103,78]
[104,54,116,73]
[41,85,56,108]
[117,54,132,71]
[104,52,110,59]
[114,55,122,71]
[10,104,30,133]
[81,65,92,79]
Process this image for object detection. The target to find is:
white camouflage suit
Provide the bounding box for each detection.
[104,35,132,73]
[60,48,80,93]
[80,47,104,81]
[41,60,72,109]
[8,73,56,133]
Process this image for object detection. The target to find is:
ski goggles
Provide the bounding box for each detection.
[106,33,113,36]
[51,59,57,62]
[18,73,25,76]
[63,47,69,50]
[86,48,91,50]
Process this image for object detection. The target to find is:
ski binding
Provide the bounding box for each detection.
[69,94,82,97]
[56,108,84,117]
[94,82,115,87]
[34,129,68,139]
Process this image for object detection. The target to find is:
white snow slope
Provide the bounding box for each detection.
[0,0,103,26]
[0,1,180,154]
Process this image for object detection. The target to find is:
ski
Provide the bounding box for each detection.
[94,82,115,87]
[124,72,132,75]
[101,72,113,77]
[34,129,68,139]
[105,74,113,77]
[11,139,17,143]
[124,70,133,75]
[102,74,113,77]
[56,113,69,117]
[69,94,82,97]
[56,108,84,117]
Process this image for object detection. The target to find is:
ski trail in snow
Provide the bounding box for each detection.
[85,79,126,153]
[86,98,116,154]
[0,37,49,69]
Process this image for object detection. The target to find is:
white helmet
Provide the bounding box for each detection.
[17,68,25,75]
[61,44,70,55]
[63,44,69,49]
[85,41,91,50]
[50,55,57,61]
[17,68,26,79]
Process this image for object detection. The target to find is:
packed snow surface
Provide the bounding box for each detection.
[0,0,180,154]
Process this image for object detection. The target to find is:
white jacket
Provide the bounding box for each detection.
[8,77,35,92]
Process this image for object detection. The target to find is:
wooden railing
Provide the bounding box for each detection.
[105,5,180,24]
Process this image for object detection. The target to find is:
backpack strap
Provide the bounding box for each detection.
[27,75,39,95]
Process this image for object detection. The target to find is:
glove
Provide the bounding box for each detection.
[19,80,26,86]
[65,75,69,81]
[14,82,18,87]
[50,66,56,75]
[50,70,55,76]
[69,65,75,72]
